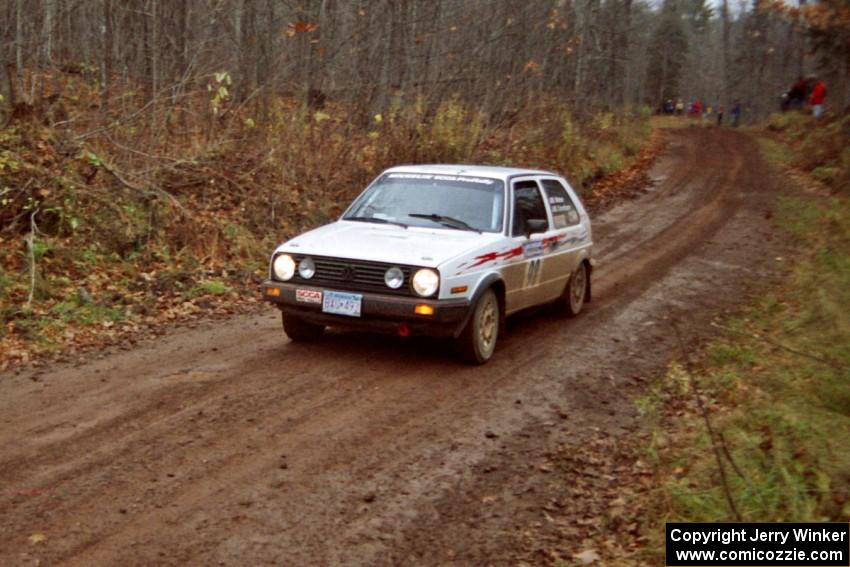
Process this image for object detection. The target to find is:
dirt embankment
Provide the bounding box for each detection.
[0,128,787,566]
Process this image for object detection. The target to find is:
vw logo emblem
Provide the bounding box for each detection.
[341,265,356,281]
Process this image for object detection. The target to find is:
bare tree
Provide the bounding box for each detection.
[2,0,843,126]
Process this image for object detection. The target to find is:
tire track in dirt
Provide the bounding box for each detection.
[0,128,779,566]
[592,128,703,259]
[592,129,744,308]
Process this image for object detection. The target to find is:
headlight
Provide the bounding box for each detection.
[298,256,316,279]
[411,268,439,297]
[385,266,404,289]
[273,254,296,281]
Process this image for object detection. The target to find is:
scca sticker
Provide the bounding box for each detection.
[295,289,322,304]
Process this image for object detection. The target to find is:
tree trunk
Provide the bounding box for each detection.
[234,0,245,101]
[620,0,632,108]
[101,0,113,117]
[42,0,55,65]
[150,0,158,99]
[721,0,731,104]
[15,0,23,89]
[0,62,17,123]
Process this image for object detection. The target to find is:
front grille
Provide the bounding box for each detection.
[277,254,422,296]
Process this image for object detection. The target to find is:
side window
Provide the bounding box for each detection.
[541,179,581,229]
[511,180,549,237]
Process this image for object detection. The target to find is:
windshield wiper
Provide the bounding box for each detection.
[345,216,408,229]
[407,213,481,233]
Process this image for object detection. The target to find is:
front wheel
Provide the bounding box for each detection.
[562,262,588,317]
[455,288,500,364]
[282,313,325,342]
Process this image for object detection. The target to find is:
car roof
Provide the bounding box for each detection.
[382,164,557,181]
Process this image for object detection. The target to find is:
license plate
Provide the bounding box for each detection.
[322,291,362,317]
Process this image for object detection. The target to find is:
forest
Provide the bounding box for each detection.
[2,0,849,125]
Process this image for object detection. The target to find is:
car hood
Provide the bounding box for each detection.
[276,221,501,267]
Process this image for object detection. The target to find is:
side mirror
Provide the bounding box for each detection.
[525,219,548,238]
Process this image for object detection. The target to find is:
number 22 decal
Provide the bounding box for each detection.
[525,258,543,287]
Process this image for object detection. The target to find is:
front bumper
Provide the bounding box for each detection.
[261,281,471,338]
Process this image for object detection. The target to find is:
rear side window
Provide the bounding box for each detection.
[512,180,549,237]
[541,179,581,228]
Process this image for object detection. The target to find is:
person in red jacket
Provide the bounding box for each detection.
[810,78,826,118]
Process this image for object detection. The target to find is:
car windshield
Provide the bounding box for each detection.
[343,173,505,233]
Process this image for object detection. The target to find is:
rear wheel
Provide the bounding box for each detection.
[455,288,500,364]
[282,313,324,342]
[563,262,588,317]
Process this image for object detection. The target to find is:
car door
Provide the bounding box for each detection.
[503,178,554,314]
[538,178,588,300]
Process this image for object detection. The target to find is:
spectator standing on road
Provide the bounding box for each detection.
[810,77,826,118]
[717,105,724,126]
[731,102,742,127]
[676,99,684,115]
[692,99,702,120]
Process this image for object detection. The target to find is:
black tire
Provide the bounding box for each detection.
[455,287,500,364]
[282,313,324,342]
[562,261,588,317]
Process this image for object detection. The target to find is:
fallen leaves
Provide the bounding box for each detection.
[586,129,668,213]
[574,548,600,564]
[517,431,656,566]
[0,284,264,373]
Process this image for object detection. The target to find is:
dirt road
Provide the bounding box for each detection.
[0,128,785,566]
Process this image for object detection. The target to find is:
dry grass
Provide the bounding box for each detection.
[633,123,850,562]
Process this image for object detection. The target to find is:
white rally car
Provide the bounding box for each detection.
[262,165,593,364]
